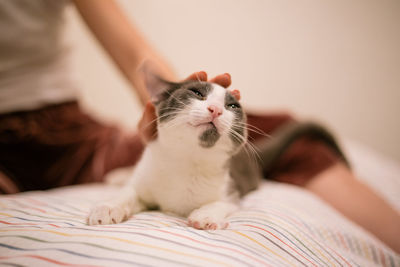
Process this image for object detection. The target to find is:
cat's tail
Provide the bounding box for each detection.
[254,121,350,177]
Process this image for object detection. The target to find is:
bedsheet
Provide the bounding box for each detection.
[0,140,399,267]
[0,182,398,267]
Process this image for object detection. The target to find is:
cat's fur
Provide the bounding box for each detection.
[87,79,252,230]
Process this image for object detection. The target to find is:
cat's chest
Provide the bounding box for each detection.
[133,145,230,216]
[135,159,228,215]
[154,173,226,216]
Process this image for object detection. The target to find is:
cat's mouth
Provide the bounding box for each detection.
[189,121,217,131]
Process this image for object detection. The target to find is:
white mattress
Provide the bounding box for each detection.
[0,140,399,266]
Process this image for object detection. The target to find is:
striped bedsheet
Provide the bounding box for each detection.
[0,181,398,267]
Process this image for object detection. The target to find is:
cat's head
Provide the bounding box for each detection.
[147,76,247,155]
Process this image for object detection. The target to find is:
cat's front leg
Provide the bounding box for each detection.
[188,201,237,230]
[87,186,144,225]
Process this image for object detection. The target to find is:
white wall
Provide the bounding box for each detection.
[64,0,400,161]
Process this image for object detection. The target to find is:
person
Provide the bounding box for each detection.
[0,0,398,253]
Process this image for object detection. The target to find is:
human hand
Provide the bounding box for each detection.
[137,72,236,144]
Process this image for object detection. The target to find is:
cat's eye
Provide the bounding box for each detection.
[189,88,206,100]
[227,103,240,109]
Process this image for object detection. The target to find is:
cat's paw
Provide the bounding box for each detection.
[187,209,229,230]
[87,204,128,225]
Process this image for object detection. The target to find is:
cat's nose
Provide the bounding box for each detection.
[208,105,222,118]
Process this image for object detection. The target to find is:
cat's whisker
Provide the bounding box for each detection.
[229,130,252,158]
[151,112,192,136]
[235,121,268,134]
[160,108,206,122]
[245,142,262,163]
[160,116,191,131]
[142,111,182,129]
[219,120,261,163]
[218,120,245,143]
[235,122,271,138]
[230,131,260,164]
[161,117,186,128]
[236,137,261,164]
[160,107,183,112]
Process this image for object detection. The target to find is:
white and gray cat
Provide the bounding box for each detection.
[87,76,259,230]
[87,75,347,230]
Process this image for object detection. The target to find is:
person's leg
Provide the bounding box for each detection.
[247,112,400,253]
[0,171,19,194]
[305,163,400,253]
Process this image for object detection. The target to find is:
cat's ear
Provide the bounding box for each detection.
[139,61,171,102]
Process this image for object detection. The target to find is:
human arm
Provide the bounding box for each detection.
[72,1,235,143]
[72,0,176,105]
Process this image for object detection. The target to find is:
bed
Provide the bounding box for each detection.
[0,140,399,267]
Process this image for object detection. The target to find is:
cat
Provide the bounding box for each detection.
[87,77,258,230]
[86,74,347,230]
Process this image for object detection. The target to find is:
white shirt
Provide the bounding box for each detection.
[0,0,78,113]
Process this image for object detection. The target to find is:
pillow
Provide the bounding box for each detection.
[0,180,398,266]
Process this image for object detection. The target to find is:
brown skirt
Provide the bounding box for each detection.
[0,102,343,193]
[0,102,143,193]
